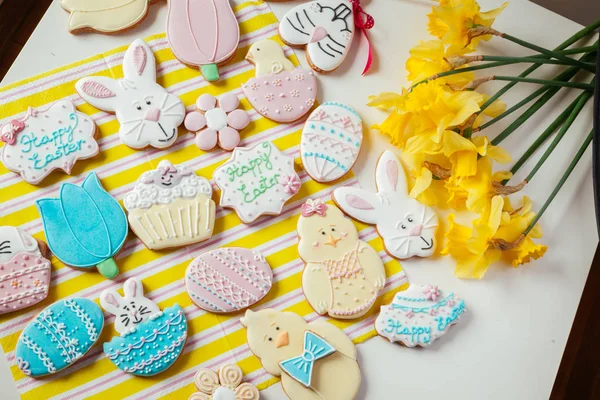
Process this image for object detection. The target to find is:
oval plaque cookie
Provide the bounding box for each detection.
[185,248,273,313]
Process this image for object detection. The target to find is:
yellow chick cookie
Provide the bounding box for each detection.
[246,39,296,77]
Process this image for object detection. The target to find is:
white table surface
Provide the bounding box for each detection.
[1,0,597,399]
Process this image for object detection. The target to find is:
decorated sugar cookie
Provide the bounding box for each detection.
[76,39,185,149]
[184,93,250,151]
[300,102,362,183]
[213,141,301,224]
[36,172,128,279]
[15,298,104,377]
[243,40,317,123]
[0,226,51,315]
[167,0,239,82]
[189,364,259,400]
[124,160,215,250]
[101,277,187,376]
[61,0,154,34]
[241,308,361,400]
[297,199,385,319]
[185,248,273,313]
[0,100,99,185]
[375,284,466,347]
[332,150,439,259]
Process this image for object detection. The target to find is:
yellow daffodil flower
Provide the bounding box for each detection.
[406,40,475,86]
[457,155,513,213]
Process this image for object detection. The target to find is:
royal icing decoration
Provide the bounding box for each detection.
[297,199,385,319]
[167,0,239,82]
[213,141,301,224]
[300,102,362,183]
[0,100,99,185]
[333,150,439,259]
[184,93,250,151]
[36,172,128,279]
[124,160,215,250]
[243,40,317,123]
[279,1,355,72]
[375,284,466,347]
[101,278,187,376]
[189,364,259,400]
[76,39,185,149]
[15,298,104,377]
[60,0,151,34]
[185,248,273,313]
[0,227,51,315]
[241,309,361,400]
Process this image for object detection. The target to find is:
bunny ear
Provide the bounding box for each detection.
[100,290,123,316]
[333,187,381,224]
[123,277,144,299]
[375,151,408,195]
[76,77,120,112]
[17,228,38,253]
[123,39,156,83]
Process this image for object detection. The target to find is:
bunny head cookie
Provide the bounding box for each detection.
[333,150,439,259]
[76,39,185,149]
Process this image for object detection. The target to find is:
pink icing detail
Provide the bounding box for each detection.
[386,159,398,190]
[309,26,329,43]
[339,116,353,128]
[196,129,218,151]
[158,163,178,176]
[184,112,207,132]
[126,279,137,296]
[345,194,374,210]
[405,310,414,318]
[423,285,442,301]
[408,224,423,237]
[217,126,240,151]
[80,80,116,98]
[219,93,240,113]
[197,94,217,111]
[279,175,301,195]
[312,241,320,248]
[0,252,51,314]
[144,108,161,122]
[0,119,25,145]
[131,45,147,76]
[310,109,328,121]
[301,199,327,217]
[227,109,250,130]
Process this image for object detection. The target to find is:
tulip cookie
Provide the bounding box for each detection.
[241,308,361,400]
[298,199,386,319]
[61,0,155,34]
[0,226,51,315]
[243,39,317,123]
[333,150,439,259]
[375,284,466,347]
[124,160,215,250]
[189,364,259,400]
[36,172,128,279]
[101,277,187,376]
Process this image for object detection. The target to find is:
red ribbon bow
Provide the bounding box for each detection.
[350,0,374,75]
[301,199,327,217]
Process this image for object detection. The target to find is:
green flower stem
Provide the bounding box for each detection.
[492,76,594,90]
[560,46,598,55]
[97,258,119,279]
[479,55,594,68]
[524,129,593,236]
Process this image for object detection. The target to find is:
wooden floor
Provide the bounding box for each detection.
[0,0,598,399]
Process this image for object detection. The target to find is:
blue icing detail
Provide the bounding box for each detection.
[302,152,348,171]
[279,331,336,387]
[104,304,187,376]
[320,125,325,131]
[321,102,362,120]
[36,172,128,274]
[15,298,104,377]
[383,321,432,345]
[310,124,315,129]
[392,293,457,313]
[330,129,335,133]
[436,300,466,331]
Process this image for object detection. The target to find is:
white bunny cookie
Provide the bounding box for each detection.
[333,150,439,259]
[100,277,162,335]
[76,39,185,149]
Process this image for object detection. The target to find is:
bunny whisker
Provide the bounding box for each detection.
[162,113,183,118]
[0,240,11,247]
[422,212,435,225]
[0,251,12,254]
[423,224,437,230]
[136,124,146,141]
[122,121,143,136]
[163,100,182,113]
[121,118,143,125]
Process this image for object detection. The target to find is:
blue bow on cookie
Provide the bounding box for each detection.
[279,331,336,387]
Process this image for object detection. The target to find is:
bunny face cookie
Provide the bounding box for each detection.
[333,150,439,259]
[76,39,185,149]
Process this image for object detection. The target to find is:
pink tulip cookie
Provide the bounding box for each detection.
[213,141,301,224]
[186,248,273,313]
[189,363,260,400]
[184,93,250,151]
[243,40,317,123]
[0,226,51,315]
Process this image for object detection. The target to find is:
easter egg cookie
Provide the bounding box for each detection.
[243,39,317,123]
[124,160,216,250]
[185,248,273,313]
[375,284,466,347]
[101,277,187,376]
[189,364,259,400]
[15,298,104,377]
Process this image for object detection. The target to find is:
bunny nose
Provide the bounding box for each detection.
[144,108,161,122]
[309,26,328,43]
[275,331,289,348]
[131,310,138,317]
[409,224,423,237]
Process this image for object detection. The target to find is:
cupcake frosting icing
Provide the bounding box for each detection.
[124,160,212,211]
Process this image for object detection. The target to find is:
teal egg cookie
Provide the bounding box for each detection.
[15,298,104,377]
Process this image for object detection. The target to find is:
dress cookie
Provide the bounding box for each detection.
[243,40,317,123]
[300,102,362,183]
[167,0,239,82]
[189,363,259,400]
[15,298,104,377]
[279,1,355,72]
[375,284,466,347]
[332,150,439,259]
[76,39,185,150]
[297,199,386,319]
[184,93,250,151]
[0,100,99,185]
[185,248,273,313]
[241,308,361,400]
[213,141,301,224]
[124,160,215,250]
[36,172,128,279]
[0,226,51,315]
[60,0,153,34]
[101,277,187,376]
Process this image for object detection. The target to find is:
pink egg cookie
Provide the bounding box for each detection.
[185,248,273,313]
